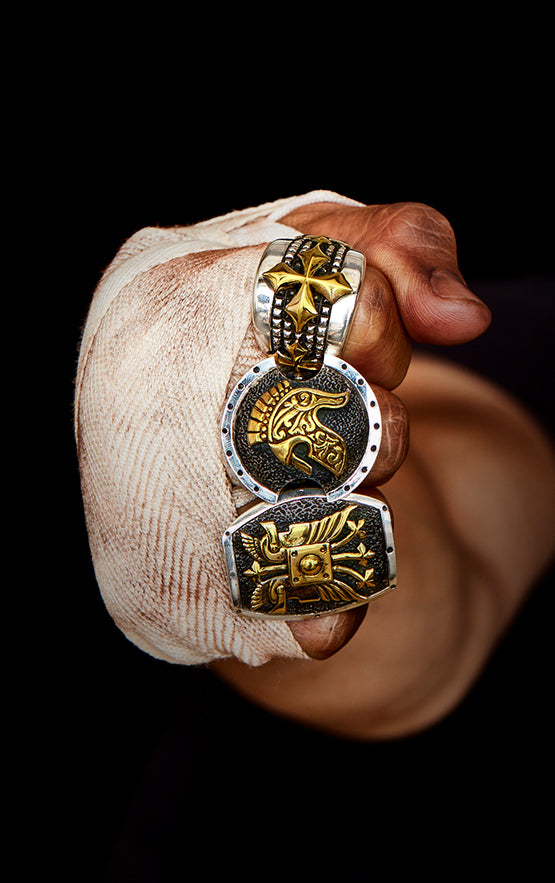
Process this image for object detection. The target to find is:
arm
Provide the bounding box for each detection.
[213,202,555,739]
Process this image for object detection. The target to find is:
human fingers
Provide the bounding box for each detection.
[267,244,410,660]
[282,201,491,351]
[282,206,412,390]
[287,485,393,658]
[284,386,406,659]
[288,605,367,660]
[278,200,477,660]
[365,385,409,487]
[235,380,406,661]
[342,265,411,390]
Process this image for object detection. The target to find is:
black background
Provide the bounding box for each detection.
[25,36,554,882]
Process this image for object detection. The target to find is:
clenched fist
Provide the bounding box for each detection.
[215,200,555,737]
[76,192,555,738]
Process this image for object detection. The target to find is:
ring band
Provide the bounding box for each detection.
[252,235,365,374]
[221,355,383,505]
[221,235,397,620]
[223,492,396,619]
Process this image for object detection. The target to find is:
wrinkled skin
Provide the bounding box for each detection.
[286,201,492,656]
[213,202,555,739]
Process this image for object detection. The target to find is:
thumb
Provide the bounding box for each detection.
[283,201,492,346]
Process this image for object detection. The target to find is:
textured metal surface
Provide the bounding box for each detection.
[221,356,382,504]
[223,491,396,619]
[252,236,365,367]
[222,234,397,620]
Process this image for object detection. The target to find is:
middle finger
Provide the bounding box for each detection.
[343,265,412,390]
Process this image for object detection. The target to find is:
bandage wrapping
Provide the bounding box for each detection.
[74,190,362,665]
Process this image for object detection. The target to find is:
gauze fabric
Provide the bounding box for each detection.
[74,190,362,665]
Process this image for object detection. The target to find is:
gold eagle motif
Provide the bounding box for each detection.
[241,504,376,615]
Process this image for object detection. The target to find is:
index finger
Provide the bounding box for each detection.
[282,201,492,348]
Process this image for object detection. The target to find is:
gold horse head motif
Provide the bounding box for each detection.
[246,380,350,477]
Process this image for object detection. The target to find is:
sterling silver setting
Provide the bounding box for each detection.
[221,354,382,504]
[252,237,365,362]
[223,491,396,619]
[221,233,396,620]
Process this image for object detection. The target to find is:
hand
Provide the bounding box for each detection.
[277,201,491,659]
[213,201,554,736]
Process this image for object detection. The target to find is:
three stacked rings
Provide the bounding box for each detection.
[221,235,397,619]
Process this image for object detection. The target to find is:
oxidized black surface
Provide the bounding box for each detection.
[232,364,370,498]
[230,495,392,617]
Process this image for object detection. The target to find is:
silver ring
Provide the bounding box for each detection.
[221,234,397,620]
[221,354,382,504]
[252,235,365,373]
[223,490,396,619]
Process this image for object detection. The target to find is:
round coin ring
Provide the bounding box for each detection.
[221,235,397,619]
[221,355,382,504]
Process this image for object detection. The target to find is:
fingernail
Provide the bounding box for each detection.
[288,607,367,660]
[430,270,486,308]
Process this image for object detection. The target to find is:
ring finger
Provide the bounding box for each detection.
[343,265,410,486]
[343,265,412,391]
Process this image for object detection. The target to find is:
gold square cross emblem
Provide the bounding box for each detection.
[286,542,333,587]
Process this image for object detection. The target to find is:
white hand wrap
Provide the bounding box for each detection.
[74,190,362,665]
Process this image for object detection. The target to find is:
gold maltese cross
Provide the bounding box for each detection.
[262,238,353,332]
[241,503,376,615]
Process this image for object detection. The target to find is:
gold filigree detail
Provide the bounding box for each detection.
[275,339,315,373]
[246,379,349,477]
[262,237,353,333]
[242,505,375,614]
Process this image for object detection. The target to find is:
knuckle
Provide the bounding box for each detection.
[372,202,456,257]
[369,389,409,484]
